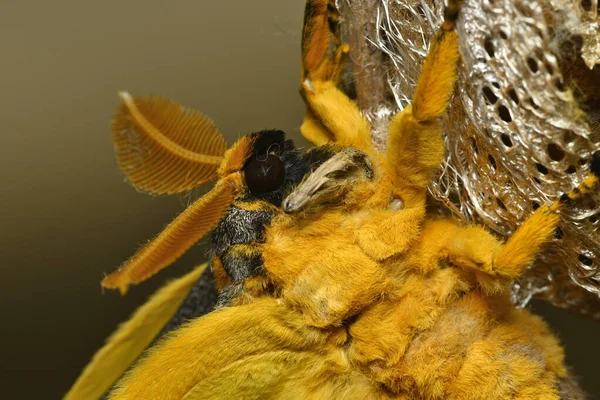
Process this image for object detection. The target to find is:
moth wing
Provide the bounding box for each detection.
[181,352,319,399]
[108,299,327,400]
[102,178,235,294]
[113,92,227,195]
[64,263,208,400]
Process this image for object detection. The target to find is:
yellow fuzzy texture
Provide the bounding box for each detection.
[264,210,390,327]
[356,206,425,260]
[110,202,569,399]
[494,206,560,280]
[110,299,359,399]
[302,79,373,150]
[386,107,445,190]
[100,0,579,398]
[300,108,334,146]
[107,157,570,400]
[66,263,207,400]
[412,30,459,121]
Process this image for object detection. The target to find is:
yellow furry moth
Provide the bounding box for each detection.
[66,1,597,399]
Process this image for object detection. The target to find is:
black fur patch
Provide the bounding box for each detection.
[560,193,573,205]
[211,206,272,257]
[215,282,244,308]
[249,129,285,156]
[444,4,460,22]
[222,246,264,282]
[590,151,600,177]
[156,266,218,340]
[302,146,337,171]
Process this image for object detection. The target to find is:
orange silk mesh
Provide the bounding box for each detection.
[102,176,237,294]
[112,92,228,195]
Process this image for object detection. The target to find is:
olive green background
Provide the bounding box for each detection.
[0,1,598,398]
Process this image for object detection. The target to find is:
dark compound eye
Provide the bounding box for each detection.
[244,153,286,194]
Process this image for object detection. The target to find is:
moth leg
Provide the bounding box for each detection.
[301,0,344,83]
[441,205,562,295]
[494,155,600,280]
[445,156,600,293]
[412,0,464,122]
[385,0,463,192]
[299,0,372,149]
[300,108,332,146]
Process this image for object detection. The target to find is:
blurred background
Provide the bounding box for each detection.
[0,1,599,398]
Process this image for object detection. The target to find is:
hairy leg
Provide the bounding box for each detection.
[299,0,372,150]
[494,154,600,279]
[386,1,463,191]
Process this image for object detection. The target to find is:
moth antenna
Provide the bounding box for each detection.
[102,174,240,294]
[113,92,228,195]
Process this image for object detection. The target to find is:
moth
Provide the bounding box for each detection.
[66,0,600,399]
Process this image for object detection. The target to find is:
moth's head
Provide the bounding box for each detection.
[104,92,440,294]
[220,131,381,215]
[219,129,307,207]
[103,93,308,293]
